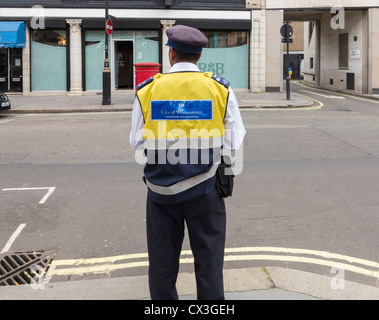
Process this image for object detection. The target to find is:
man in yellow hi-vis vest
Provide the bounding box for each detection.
[130,25,245,300]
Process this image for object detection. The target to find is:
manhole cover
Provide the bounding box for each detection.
[0,250,55,286]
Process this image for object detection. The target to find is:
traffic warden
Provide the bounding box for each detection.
[129,25,245,300]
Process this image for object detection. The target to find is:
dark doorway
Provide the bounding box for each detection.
[10,48,22,92]
[0,48,8,92]
[347,73,355,90]
[115,41,133,89]
[0,48,22,92]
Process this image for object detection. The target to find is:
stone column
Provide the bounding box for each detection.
[250,10,266,93]
[368,8,379,94]
[265,10,283,93]
[22,23,31,95]
[160,20,176,74]
[66,19,83,94]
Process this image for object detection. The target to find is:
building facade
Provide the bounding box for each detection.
[274,0,379,95]
[0,0,378,95]
[0,0,284,95]
[302,9,379,94]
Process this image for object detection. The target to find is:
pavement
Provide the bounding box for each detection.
[1,265,379,300]
[1,88,315,114]
[1,87,379,301]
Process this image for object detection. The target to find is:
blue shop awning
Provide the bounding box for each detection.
[0,21,26,48]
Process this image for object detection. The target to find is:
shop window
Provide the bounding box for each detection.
[198,31,248,89]
[134,31,159,64]
[85,30,106,91]
[203,31,247,49]
[31,29,67,91]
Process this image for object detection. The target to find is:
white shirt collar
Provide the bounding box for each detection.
[168,62,200,73]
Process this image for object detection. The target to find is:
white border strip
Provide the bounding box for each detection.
[0,8,251,20]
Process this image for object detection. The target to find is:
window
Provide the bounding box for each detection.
[31,29,67,91]
[85,31,105,91]
[32,29,67,47]
[338,33,348,69]
[198,31,248,89]
[203,31,247,49]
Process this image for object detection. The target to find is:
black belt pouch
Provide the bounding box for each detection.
[215,157,234,198]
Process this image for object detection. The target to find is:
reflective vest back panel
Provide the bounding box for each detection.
[137,71,229,204]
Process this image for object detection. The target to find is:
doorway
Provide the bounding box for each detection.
[114,41,133,89]
[0,48,22,92]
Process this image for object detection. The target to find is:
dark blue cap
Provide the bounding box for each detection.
[166,25,209,54]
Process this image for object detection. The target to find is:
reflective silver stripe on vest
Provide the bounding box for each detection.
[144,136,223,150]
[145,163,219,195]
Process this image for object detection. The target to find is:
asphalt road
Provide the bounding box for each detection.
[1,82,378,289]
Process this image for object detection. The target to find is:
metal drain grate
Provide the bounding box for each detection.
[0,250,55,286]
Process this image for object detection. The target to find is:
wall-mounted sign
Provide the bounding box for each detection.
[350,49,361,60]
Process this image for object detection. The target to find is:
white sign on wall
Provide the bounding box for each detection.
[350,49,361,60]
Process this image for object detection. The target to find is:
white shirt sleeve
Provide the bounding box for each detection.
[129,97,145,150]
[223,87,246,151]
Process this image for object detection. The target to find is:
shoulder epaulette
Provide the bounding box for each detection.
[204,72,230,89]
[137,73,162,91]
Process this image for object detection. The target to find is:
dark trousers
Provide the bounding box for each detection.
[146,187,226,300]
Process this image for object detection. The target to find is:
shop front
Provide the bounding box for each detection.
[0,16,251,94]
[0,21,25,93]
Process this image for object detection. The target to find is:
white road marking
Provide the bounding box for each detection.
[0,118,14,124]
[300,90,346,100]
[1,223,26,254]
[296,81,379,104]
[0,115,26,124]
[24,111,132,117]
[2,187,56,204]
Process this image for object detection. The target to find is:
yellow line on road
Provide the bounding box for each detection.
[240,93,323,111]
[51,252,149,266]
[225,247,379,268]
[294,93,324,110]
[48,247,379,279]
[223,255,379,278]
[49,254,379,279]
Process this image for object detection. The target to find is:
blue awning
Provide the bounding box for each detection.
[0,21,26,48]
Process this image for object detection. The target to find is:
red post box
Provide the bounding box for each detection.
[134,63,161,92]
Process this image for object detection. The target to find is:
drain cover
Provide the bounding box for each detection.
[0,250,55,286]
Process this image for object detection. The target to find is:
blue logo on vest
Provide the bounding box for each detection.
[151,100,213,120]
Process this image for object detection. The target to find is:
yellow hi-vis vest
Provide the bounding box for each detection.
[137,71,230,204]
